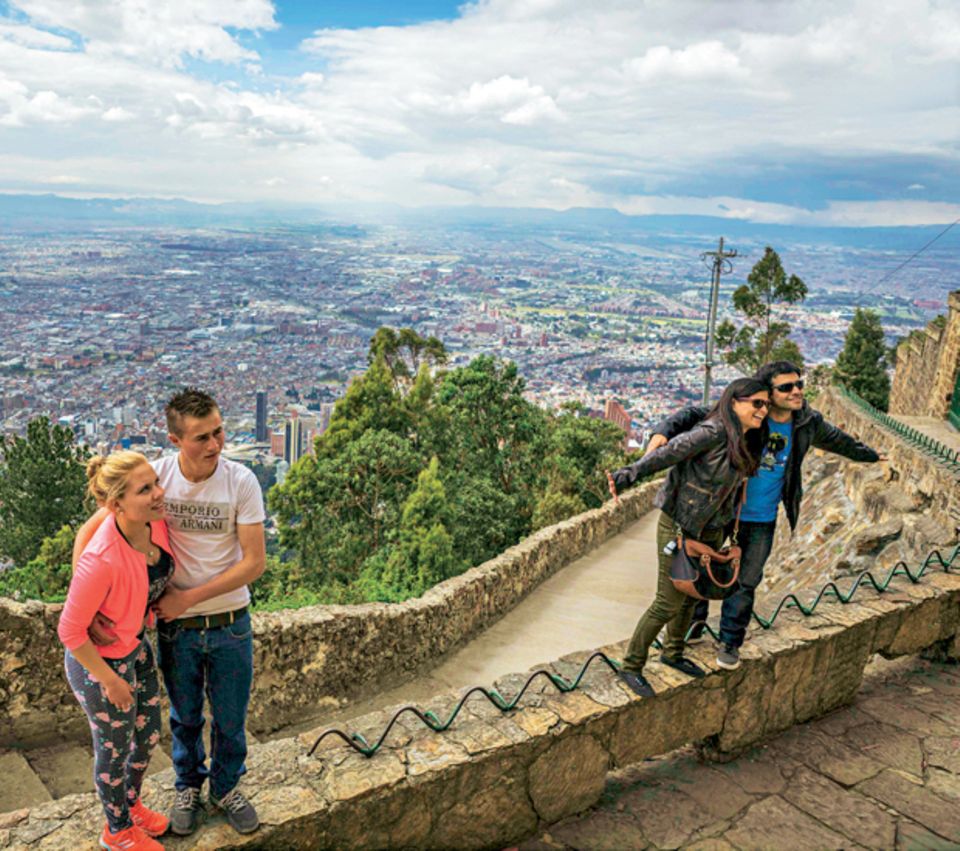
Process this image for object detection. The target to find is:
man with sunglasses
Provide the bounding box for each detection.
[645,361,883,670]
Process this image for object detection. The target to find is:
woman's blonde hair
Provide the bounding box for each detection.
[86,450,151,508]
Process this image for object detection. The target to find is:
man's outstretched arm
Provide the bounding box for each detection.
[651,405,710,442]
[812,417,884,462]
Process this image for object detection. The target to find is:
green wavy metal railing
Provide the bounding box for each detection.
[836,384,960,474]
[309,542,959,758]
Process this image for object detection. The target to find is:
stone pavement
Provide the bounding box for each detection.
[521,657,960,851]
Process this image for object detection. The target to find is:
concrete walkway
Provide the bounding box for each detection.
[894,415,960,454]
[521,657,960,851]
[273,509,661,735]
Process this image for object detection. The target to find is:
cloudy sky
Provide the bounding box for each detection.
[0,0,957,225]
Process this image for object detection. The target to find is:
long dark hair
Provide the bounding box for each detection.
[705,377,768,477]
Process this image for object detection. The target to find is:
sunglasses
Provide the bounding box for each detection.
[773,379,805,393]
[736,398,771,410]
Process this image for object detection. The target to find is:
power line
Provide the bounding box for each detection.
[859,215,960,300]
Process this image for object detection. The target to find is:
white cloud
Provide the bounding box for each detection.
[0,0,956,225]
[624,41,747,82]
[449,76,563,125]
[298,71,325,87]
[9,0,277,67]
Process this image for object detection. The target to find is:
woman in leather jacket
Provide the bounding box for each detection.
[608,377,769,697]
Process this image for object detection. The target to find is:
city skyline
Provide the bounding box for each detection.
[0,0,957,226]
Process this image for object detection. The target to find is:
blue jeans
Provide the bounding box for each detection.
[157,611,253,798]
[719,521,777,648]
[689,521,777,648]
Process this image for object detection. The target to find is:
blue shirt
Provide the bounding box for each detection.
[741,419,792,522]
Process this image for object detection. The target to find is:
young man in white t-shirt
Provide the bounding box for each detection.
[151,388,265,837]
[76,388,266,838]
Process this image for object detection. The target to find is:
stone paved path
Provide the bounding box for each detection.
[520,657,960,851]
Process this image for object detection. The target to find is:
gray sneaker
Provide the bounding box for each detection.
[211,787,260,835]
[716,643,741,670]
[169,786,204,836]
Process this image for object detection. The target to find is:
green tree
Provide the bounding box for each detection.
[542,406,628,507]
[268,429,420,585]
[0,525,76,602]
[434,356,546,494]
[317,355,409,457]
[834,308,891,410]
[366,458,464,600]
[368,327,447,392]
[715,247,807,373]
[0,417,90,566]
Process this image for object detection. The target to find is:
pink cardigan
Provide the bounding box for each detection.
[58,515,172,659]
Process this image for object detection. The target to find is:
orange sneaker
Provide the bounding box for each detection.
[130,799,169,837]
[99,823,163,851]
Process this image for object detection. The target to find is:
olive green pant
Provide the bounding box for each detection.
[622,511,725,673]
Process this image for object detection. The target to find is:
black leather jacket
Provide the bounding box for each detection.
[611,418,746,538]
[651,401,879,531]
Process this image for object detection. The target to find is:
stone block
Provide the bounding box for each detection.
[782,765,896,848]
[858,770,960,843]
[547,811,650,850]
[429,767,537,850]
[722,795,850,850]
[0,752,51,814]
[611,685,727,768]
[528,734,609,823]
[882,596,952,656]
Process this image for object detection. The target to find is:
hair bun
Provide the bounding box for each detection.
[86,455,106,481]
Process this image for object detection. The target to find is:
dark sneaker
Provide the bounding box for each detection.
[169,786,203,836]
[716,643,741,671]
[660,655,706,678]
[211,787,260,835]
[618,670,655,698]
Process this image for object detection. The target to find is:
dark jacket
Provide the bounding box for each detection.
[611,418,747,538]
[651,401,879,532]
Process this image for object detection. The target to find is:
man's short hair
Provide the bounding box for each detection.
[166,387,220,436]
[755,361,802,390]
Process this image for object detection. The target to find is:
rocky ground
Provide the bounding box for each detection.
[520,656,960,851]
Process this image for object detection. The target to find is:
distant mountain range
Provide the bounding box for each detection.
[0,192,956,251]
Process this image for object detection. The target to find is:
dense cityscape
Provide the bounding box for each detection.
[0,218,951,470]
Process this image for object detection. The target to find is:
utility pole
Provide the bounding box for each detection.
[701,237,737,405]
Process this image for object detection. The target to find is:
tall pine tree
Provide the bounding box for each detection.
[834,308,890,411]
[0,417,90,566]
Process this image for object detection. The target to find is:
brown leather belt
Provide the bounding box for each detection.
[176,606,248,630]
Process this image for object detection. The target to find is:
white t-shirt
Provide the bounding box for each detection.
[152,454,266,617]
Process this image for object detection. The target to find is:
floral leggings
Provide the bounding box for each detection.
[64,640,162,833]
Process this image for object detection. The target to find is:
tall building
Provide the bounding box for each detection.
[283,416,304,465]
[604,398,632,449]
[255,390,268,443]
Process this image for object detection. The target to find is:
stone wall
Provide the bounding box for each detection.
[0,481,660,748]
[6,547,960,850]
[815,385,960,536]
[890,290,960,418]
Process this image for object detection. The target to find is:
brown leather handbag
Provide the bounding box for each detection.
[669,481,745,601]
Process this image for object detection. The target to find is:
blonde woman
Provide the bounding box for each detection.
[58,451,174,851]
